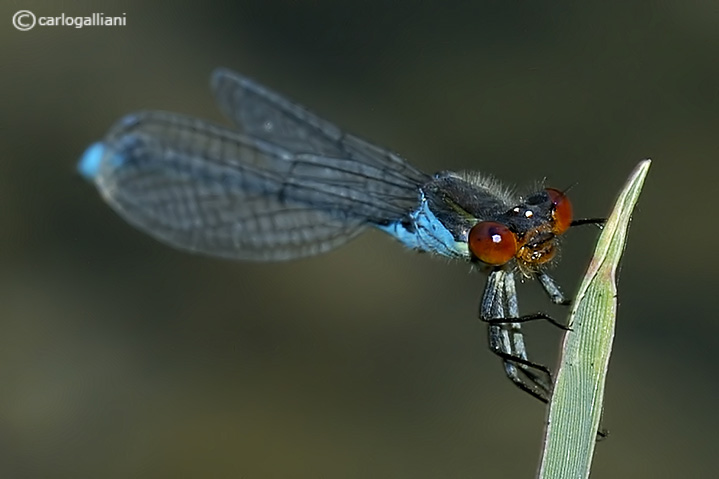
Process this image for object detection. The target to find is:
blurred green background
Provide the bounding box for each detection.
[2,1,717,477]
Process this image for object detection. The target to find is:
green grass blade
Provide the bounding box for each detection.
[537,159,651,479]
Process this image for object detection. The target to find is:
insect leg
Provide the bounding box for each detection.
[481,269,552,402]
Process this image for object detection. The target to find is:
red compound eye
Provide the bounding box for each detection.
[545,188,573,235]
[468,221,518,265]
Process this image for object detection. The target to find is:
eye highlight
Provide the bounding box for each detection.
[545,188,573,234]
[468,221,518,265]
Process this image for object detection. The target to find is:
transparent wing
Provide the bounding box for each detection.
[89,110,428,261]
[211,68,428,179]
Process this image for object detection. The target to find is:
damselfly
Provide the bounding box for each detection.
[78,68,601,402]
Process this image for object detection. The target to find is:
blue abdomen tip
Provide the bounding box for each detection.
[77,142,106,180]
